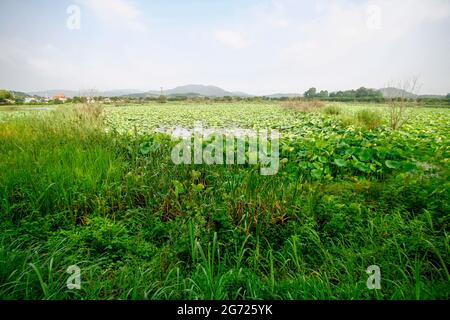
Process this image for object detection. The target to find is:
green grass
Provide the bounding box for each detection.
[322,105,342,116]
[355,109,384,130]
[0,102,449,299]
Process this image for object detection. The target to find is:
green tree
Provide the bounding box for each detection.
[317,90,329,98]
[72,96,87,103]
[158,95,167,103]
[50,99,63,105]
[304,87,317,99]
[14,97,24,104]
[356,87,369,98]
[0,89,12,103]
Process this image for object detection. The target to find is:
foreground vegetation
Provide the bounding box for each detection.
[0,101,448,299]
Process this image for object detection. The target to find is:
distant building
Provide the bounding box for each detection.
[24,97,37,103]
[52,93,67,102]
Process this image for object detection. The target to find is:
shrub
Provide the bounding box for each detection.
[386,77,420,130]
[355,109,383,130]
[158,95,168,104]
[388,98,416,130]
[281,100,325,112]
[323,105,341,115]
[74,102,104,124]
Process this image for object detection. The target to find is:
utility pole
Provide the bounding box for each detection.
[160,87,163,96]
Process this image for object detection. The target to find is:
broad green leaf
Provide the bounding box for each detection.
[313,162,323,169]
[311,169,323,179]
[385,160,401,169]
[318,156,328,163]
[358,150,371,162]
[334,158,347,167]
[139,142,151,155]
[354,162,370,172]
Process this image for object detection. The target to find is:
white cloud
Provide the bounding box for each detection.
[279,0,450,80]
[78,0,147,31]
[369,0,450,38]
[1,0,449,94]
[204,0,450,94]
[214,30,250,49]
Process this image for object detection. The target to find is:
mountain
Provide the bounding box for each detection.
[164,85,250,97]
[379,87,417,99]
[25,85,251,98]
[125,90,160,98]
[27,90,79,98]
[22,86,446,99]
[11,91,31,98]
[123,85,251,98]
[101,89,146,97]
[417,94,447,99]
[27,89,145,98]
[168,92,202,97]
[264,93,303,98]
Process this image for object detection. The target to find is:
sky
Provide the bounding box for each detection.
[0,0,449,95]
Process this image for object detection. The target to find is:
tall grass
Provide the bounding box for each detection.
[281,100,325,113]
[323,105,342,115]
[0,105,448,300]
[355,109,383,130]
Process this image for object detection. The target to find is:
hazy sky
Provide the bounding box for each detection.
[0,0,449,95]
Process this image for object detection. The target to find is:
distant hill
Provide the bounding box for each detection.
[417,94,447,99]
[27,89,145,98]
[265,93,303,98]
[123,85,252,98]
[125,91,159,98]
[27,90,79,98]
[26,86,385,99]
[166,84,248,97]
[101,89,146,97]
[25,85,251,98]
[168,92,202,97]
[11,91,31,98]
[379,87,448,99]
[379,87,417,98]
[22,86,446,99]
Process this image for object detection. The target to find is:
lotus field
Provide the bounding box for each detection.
[0,101,448,299]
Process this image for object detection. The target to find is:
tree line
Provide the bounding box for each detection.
[1,88,449,106]
[304,87,385,102]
